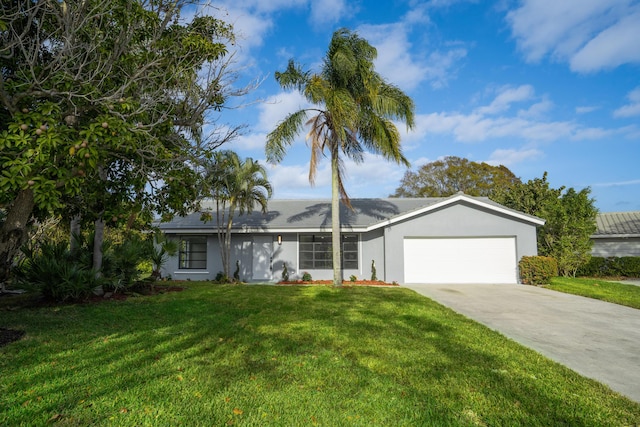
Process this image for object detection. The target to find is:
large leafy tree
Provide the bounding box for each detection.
[203,151,272,279]
[266,28,415,286]
[0,0,247,285]
[392,156,520,198]
[493,172,598,276]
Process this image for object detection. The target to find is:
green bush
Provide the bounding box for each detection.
[577,256,640,278]
[519,256,558,285]
[349,275,357,282]
[302,272,312,282]
[14,242,99,301]
[281,263,289,282]
[101,235,152,292]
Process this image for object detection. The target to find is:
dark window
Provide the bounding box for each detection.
[299,234,358,270]
[179,236,207,269]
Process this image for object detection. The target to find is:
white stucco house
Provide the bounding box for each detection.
[157,193,545,284]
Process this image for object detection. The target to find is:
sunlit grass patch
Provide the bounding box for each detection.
[1,282,638,425]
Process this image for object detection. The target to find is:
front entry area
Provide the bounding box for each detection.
[403,237,517,283]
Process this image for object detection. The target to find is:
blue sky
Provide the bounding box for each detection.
[199,0,640,213]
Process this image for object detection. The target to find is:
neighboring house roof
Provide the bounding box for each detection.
[593,211,640,238]
[158,193,545,233]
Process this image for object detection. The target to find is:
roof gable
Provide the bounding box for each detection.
[158,193,544,233]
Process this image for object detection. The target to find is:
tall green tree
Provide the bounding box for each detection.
[203,151,272,279]
[0,0,248,285]
[392,156,520,198]
[493,172,598,276]
[266,28,415,286]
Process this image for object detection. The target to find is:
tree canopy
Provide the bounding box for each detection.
[392,156,520,198]
[266,28,414,285]
[493,172,598,276]
[0,0,246,285]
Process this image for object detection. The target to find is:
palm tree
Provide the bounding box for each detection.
[266,28,415,286]
[205,151,272,279]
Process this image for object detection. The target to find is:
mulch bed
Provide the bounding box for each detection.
[0,328,25,348]
[278,280,399,286]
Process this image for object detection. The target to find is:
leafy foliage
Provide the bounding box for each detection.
[202,151,272,277]
[577,256,640,278]
[0,0,247,284]
[519,256,558,285]
[266,28,415,285]
[494,172,598,276]
[392,156,520,198]
[13,242,99,301]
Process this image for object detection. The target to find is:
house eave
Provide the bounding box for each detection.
[364,193,545,232]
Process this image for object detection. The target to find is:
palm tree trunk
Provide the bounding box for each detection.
[331,150,342,287]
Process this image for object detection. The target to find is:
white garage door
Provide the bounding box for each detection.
[403,237,517,284]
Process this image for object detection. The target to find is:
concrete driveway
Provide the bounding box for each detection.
[403,283,640,403]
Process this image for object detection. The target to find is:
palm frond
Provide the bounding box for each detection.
[265,109,310,163]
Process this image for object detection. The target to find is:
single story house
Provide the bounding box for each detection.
[158,193,545,284]
[591,211,640,257]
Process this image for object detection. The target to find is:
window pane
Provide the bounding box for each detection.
[179,236,207,269]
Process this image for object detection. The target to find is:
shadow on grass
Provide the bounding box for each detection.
[0,284,638,425]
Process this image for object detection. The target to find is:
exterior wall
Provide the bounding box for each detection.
[271,233,299,281]
[163,234,220,281]
[383,202,539,283]
[361,227,385,281]
[592,237,640,257]
[162,234,266,281]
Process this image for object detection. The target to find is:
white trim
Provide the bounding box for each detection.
[366,194,545,231]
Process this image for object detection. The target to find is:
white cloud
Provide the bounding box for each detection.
[592,179,640,188]
[413,111,576,143]
[506,0,640,72]
[358,14,467,91]
[256,91,313,132]
[309,0,350,26]
[570,10,640,72]
[487,148,543,167]
[476,85,535,115]
[613,87,640,118]
[576,106,598,114]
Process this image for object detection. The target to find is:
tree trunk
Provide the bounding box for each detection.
[70,215,81,255]
[224,211,234,279]
[0,189,36,288]
[92,216,105,276]
[92,165,107,277]
[331,150,342,287]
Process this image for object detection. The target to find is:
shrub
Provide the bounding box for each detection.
[371,260,377,281]
[101,235,152,292]
[302,271,312,282]
[215,271,229,283]
[349,275,357,282]
[281,263,289,282]
[577,256,640,278]
[14,242,99,301]
[519,256,558,285]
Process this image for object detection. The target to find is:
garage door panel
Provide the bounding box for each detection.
[404,237,517,284]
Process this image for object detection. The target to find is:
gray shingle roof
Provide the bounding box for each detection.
[594,212,640,237]
[158,194,544,233]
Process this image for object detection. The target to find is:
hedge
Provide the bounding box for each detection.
[576,256,640,278]
[519,256,558,285]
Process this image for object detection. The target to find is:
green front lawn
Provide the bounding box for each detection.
[1,283,638,426]
[548,277,640,309]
